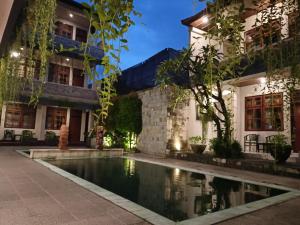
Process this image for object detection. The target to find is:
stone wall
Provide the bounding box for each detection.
[137,86,189,156]
[137,87,169,156]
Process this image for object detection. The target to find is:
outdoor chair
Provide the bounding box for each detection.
[244,134,259,152]
[3,130,16,141]
[264,135,277,153]
[266,135,276,143]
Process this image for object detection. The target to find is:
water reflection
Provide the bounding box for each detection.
[49,158,286,222]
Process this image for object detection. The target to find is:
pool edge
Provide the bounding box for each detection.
[32,155,300,225]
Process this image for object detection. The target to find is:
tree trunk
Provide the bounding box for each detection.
[96,126,104,150]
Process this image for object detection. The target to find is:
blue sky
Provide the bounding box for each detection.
[77,0,205,70]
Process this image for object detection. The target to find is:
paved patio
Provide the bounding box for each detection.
[0,147,149,225]
[1,147,300,225]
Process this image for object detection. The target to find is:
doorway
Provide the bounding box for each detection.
[69,109,82,145]
[294,104,300,153]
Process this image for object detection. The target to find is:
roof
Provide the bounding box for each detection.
[117,48,182,94]
[58,0,87,10]
[181,8,208,27]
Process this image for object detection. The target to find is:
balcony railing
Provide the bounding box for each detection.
[21,80,98,110]
[54,35,104,61]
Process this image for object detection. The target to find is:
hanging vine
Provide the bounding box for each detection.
[80,0,140,126]
[0,0,56,107]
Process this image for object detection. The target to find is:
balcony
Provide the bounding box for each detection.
[54,35,104,61]
[21,80,98,110]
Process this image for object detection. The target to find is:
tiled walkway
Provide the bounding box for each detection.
[0,148,149,225]
[1,147,300,225]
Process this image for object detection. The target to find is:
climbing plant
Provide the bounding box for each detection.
[105,94,142,150]
[80,0,141,126]
[0,0,56,107]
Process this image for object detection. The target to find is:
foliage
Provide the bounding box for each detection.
[21,130,35,145]
[105,94,142,149]
[81,0,141,125]
[189,136,202,144]
[230,140,243,158]
[45,131,58,146]
[210,138,242,159]
[268,134,292,163]
[0,0,56,107]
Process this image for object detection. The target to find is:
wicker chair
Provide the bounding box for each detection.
[244,134,259,152]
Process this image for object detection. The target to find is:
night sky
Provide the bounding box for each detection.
[77,0,206,70]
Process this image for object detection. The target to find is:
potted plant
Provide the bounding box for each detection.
[268,134,292,164]
[189,136,206,154]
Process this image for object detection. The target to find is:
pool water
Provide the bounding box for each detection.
[49,158,287,222]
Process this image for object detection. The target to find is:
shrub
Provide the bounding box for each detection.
[231,140,242,158]
[268,134,292,163]
[210,138,231,158]
[21,130,35,145]
[45,131,58,146]
[210,138,242,159]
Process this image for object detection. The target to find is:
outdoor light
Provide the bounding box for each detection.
[202,16,209,24]
[69,13,74,18]
[259,77,267,84]
[174,140,181,151]
[20,47,24,51]
[174,168,180,176]
[66,58,70,62]
[10,51,20,58]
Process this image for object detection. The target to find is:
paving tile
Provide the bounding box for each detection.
[0,148,300,225]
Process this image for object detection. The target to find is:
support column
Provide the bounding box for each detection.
[80,111,86,142]
[35,105,47,140]
[69,67,73,86]
[66,108,71,127]
[0,104,7,139]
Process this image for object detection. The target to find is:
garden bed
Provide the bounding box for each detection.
[168,152,300,178]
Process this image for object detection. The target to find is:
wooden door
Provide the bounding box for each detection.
[69,109,82,145]
[295,104,300,153]
[72,69,84,87]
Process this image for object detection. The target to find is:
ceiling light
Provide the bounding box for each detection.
[202,16,209,24]
[10,51,20,58]
[69,13,74,18]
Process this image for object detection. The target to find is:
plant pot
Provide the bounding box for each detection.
[191,144,206,154]
[270,144,292,164]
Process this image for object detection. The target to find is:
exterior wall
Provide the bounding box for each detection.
[235,80,292,146]
[0,103,90,143]
[0,0,13,43]
[137,87,169,156]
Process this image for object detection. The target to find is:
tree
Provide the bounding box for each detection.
[158,0,246,146]
[159,0,300,156]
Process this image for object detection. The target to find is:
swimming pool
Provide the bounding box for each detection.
[47,157,291,223]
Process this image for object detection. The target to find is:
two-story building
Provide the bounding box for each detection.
[0,0,103,145]
[181,0,300,153]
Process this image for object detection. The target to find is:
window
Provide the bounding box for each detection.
[19,58,40,79]
[48,63,70,85]
[5,104,36,129]
[55,21,73,39]
[72,68,84,87]
[75,28,88,43]
[45,107,67,130]
[245,20,281,52]
[245,93,283,131]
